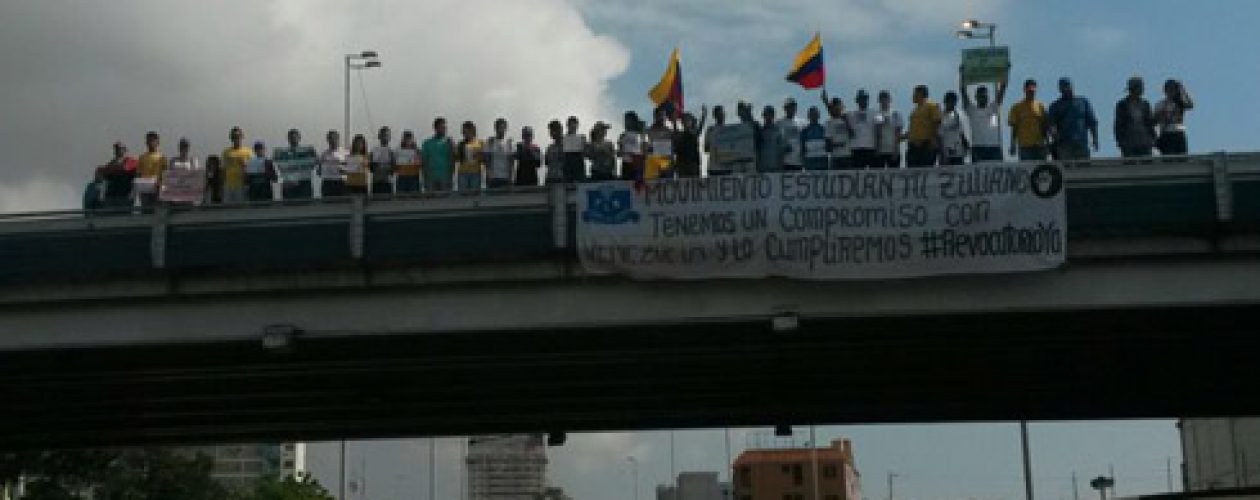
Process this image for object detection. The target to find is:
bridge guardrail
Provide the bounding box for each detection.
[1,154,1258,286]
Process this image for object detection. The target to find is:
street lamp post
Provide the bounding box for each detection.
[888,472,898,500]
[626,456,640,500]
[344,51,381,143]
[956,19,997,46]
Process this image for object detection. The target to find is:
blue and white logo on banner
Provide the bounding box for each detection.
[582,185,640,225]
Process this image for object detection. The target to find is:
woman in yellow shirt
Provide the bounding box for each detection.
[345,134,370,195]
[455,121,484,192]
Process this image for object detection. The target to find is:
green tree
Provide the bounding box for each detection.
[0,448,228,500]
[240,473,334,500]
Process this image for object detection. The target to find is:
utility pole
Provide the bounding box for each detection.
[811,425,820,500]
[888,472,898,500]
[1072,471,1080,500]
[1167,457,1174,491]
[429,439,436,500]
[339,441,347,500]
[1021,422,1035,500]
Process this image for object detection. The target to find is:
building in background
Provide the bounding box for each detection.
[539,486,573,500]
[732,438,860,500]
[179,442,306,490]
[466,434,548,500]
[1181,418,1260,492]
[657,471,730,500]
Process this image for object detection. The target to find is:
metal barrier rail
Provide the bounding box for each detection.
[1,152,1258,275]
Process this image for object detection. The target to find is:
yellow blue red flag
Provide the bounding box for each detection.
[649,48,684,117]
[786,33,825,89]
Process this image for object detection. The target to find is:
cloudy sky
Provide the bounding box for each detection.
[1,0,1252,497]
[1,0,1258,212]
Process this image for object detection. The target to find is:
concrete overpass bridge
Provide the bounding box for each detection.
[2,153,1260,449]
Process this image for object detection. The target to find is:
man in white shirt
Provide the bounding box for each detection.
[960,67,1008,162]
[485,118,515,189]
[369,126,395,196]
[845,90,878,170]
[821,92,853,169]
[317,130,347,198]
[939,91,969,165]
[777,98,805,171]
[874,90,903,168]
[562,116,588,182]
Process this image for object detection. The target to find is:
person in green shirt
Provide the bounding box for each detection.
[420,117,455,193]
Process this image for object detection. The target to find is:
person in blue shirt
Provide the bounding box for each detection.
[801,106,829,171]
[1047,77,1099,161]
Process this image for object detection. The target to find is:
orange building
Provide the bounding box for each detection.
[732,438,860,500]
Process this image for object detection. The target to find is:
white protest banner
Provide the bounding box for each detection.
[577,165,1066,280]
[708,124,757,174]
[159,167,205,204]
[273,146,317,184]
[962,46,1011,86]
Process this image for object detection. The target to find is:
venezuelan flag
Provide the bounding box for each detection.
[785,33,825,90]
[649,48,684,117]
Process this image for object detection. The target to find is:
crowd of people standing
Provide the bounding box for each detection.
[86,69,1193,210]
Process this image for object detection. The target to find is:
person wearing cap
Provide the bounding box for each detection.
[220,127,253,204]
[1114,76,1157,158]
[244,140,275,202]
[97,141,137,209]
[1154,79,1194,156]
[905,85,942,167]
[369,126,395,196]
[515,126,542,186]
[674,106,707,178]
[1008,80,1049,161]
[777,98,805,171]
[960,65,1009,162]
[485,118,515,188]
[874,90,904,168]
[420,118,455,193]
[587,122,618,181]
[846,90,877,169]
[563,116,588,182]
[275,129,317,200]
[1047,77,1099,161]
[135,131,167,210]
[394,130,422,194]
[757,105,788,173]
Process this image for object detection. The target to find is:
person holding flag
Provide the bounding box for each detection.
[782,33,824,171]
[649,48,684,119]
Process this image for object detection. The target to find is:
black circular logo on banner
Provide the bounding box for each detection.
[1030,164,1063,199]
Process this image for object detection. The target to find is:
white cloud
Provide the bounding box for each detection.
[0,0,629,213]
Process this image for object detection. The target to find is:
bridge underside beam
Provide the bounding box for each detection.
[1,303,1258,450]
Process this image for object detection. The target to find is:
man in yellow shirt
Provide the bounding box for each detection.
[220,126,253,204]
[905,85,942,167]
[135,131,167,209]
[1008,79,1049,161]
